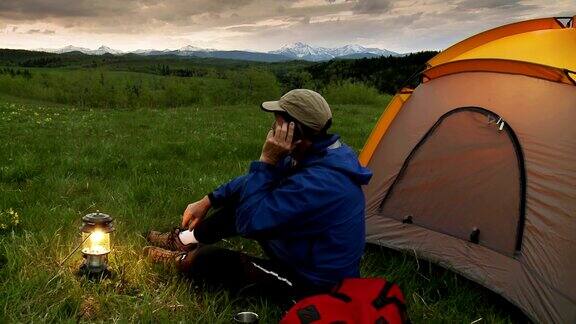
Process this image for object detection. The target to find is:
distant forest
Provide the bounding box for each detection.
[0,49,437,109]
[0,49,437,95]
[285,52,436,94]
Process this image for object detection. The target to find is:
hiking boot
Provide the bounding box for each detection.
[145,228,197,252]
[143,246,199,272]
[143,246,185,266]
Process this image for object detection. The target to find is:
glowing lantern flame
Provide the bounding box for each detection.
[82,229,110,255]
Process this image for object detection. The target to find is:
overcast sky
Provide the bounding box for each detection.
[0,0,573,53]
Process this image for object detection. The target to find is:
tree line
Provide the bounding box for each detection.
[0,49,437,95]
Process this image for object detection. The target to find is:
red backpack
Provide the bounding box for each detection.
[281,278,408,324]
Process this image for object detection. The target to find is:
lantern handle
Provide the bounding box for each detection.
[58,232,92,267]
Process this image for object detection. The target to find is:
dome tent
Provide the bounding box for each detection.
[360,17,576,323]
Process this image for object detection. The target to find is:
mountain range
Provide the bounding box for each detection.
[270,42,398,61]
[36,45,124,55]
[35,43,400,62]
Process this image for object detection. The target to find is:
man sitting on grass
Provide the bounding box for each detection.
[144,89,372,304]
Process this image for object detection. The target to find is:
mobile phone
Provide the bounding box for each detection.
[272,114,302,143]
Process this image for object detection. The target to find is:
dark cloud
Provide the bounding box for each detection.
[0,0,263,35]
[0,0,254,21]
[352,0,393,14]
[0,0,372,33]
[0,0,139,19]
[455,0,533,10]
[25,29,55,34]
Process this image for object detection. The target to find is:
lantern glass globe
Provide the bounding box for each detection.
[81,229,110,255]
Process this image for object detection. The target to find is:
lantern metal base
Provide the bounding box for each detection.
[78,253,113,280]
[78,263,112,280]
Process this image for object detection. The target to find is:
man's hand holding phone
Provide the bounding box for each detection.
[260,121,300,165]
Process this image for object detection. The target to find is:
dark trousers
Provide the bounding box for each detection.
[186,205,329,306]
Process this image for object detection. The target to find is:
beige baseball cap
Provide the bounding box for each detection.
[261,89,332,132]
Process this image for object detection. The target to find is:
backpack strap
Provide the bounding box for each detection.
[329,292,352,303]
[372,281,409,322]
[372,281,395,309]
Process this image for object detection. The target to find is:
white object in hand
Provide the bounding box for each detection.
[179,230,198,245]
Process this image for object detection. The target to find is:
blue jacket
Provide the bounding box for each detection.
[209,134,372,287]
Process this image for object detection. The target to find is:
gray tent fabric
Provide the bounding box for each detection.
[363,72,576,323]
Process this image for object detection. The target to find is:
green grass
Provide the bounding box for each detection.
[0,96,525,323]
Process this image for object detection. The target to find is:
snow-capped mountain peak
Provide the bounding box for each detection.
[59,45,91,53]
[273,42,329,58]
[335,44,368,55]
[270,42,399,61]
[178,45,205,52]
[38,45,92,54]
[91,45,123,55]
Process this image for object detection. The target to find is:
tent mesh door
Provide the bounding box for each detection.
[379,107,525,256]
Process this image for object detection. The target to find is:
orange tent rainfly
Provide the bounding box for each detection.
[360,16,576,323]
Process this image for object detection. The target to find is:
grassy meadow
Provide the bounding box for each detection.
[0,59,525,323]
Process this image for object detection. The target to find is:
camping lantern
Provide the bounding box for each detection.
[79,211,114,277]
